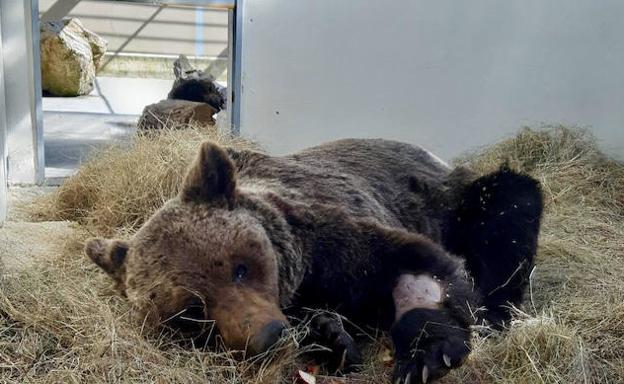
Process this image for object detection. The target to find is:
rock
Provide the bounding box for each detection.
[138,55,226,131]
[84,28,107,70]
[138,99,217,130]
[40,18,108,96]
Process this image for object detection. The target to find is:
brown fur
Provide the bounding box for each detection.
[86,138,542,381]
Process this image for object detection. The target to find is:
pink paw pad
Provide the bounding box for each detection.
[393,274,445,320]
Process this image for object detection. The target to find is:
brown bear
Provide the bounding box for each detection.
[86,138,542,383]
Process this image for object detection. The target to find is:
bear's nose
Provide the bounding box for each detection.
[249,320,288,355]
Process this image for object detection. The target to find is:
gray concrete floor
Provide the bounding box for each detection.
[44,112,136,181]
[43,76,173,182]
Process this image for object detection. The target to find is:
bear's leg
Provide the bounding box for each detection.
[358,221,480,383]
[444,166,543,328]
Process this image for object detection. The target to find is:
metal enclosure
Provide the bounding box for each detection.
[235,0,624,160]
[0,0,44,185]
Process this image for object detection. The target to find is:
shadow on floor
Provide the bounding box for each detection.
[44,111,137,184]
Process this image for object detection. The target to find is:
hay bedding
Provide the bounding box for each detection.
[1,126,623,383]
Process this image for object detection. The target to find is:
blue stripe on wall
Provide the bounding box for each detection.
[195,8,205,57]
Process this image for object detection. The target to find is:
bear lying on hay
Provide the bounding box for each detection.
[85,138,542,383]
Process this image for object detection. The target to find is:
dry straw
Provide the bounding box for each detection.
[33,124,259,237]
[2,125,623,383]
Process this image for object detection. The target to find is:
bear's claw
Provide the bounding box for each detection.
[443,353,451,368]
[391,308,471,383]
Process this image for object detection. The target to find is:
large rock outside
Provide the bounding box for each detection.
[138,99,217,131]
[40,18,107,97]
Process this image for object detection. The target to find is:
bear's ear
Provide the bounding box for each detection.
[180,141,237,206]
[85,238,129,283]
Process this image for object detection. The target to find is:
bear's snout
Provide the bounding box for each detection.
[210,287,288,355]
[248,320,288,356]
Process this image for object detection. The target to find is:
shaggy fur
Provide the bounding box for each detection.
[444,166,543,327]
[85,138,542,383]
[168,78,226,112]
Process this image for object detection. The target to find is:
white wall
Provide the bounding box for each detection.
[238,0,624,161]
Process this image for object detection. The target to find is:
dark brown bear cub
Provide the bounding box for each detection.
[86,139,542,383]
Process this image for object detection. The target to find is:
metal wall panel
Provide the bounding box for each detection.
[237,0,624,161]
[1,0,44,184]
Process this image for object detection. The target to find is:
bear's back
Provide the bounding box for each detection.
[235,139,453,240]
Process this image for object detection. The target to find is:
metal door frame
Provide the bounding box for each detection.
[0,4,8,224]
[0,0,44,186]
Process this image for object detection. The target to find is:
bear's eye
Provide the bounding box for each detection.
[233,264,248,282]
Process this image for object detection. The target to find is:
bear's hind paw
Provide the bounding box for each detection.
[391,308,471,383]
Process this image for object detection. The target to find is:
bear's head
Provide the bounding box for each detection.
[85,142,288,356]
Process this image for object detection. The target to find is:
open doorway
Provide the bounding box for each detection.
[38,0,233,183]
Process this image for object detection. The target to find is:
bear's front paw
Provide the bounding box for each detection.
[308,313,363,373]
[391,308,471,383]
